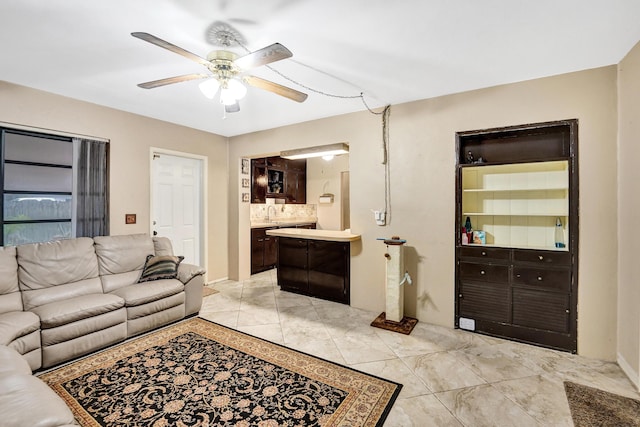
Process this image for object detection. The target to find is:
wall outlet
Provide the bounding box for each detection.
[373,209,386,226]
[459,317,476,331]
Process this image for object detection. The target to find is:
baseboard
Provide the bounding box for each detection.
[617,352,640,391]
[207,276,229,285]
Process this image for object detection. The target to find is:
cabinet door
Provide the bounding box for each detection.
[263,234,278,268]
[277,238,308,293]
[251,235,265,274]
[284,170,305,204]
[308,240,349,303]
[459,281,509,323]
[251,160,266,203]
[295,170,306,204]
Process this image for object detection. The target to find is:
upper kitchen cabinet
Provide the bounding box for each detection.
[251,157,307,204]
[251,158,267,203]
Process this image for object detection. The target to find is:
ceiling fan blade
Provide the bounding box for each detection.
[225,102,240,113]
[132,32,210,67]
[244,76,308,102]
[137,73,209,89]
[234,43,292,70]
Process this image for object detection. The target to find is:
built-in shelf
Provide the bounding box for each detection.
[461,242,569,252]
[461,160,569,248]
[463,187,568,193]
[463,212,568,217]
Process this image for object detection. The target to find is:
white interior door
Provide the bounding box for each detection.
[151,152,203,267]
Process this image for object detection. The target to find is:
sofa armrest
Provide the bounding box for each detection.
[177,263,206,285]
[177,263,205,316]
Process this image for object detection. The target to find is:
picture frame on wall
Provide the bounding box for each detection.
[242,192,250,202]
[241,158,250,175]
[241,178,250,188]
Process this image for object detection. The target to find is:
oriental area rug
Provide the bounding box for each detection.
[564,381,640,427]
[39,318,401,427]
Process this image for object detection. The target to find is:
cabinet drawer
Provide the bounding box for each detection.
[459,246,510,261]
[513,249,570,266]
[512,267,570,291]
[459,262,509,283]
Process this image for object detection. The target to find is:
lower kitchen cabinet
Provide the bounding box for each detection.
[251,227,278,274]
[277,237,350,304]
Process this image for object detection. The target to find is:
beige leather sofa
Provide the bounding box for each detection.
[0,233,206,426]
[0,345,77,427]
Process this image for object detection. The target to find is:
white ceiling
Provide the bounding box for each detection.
[2,0,639,137]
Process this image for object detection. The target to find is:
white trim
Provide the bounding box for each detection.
[207,276,229,285]
[150,147,208,283]
[0,121,109,142]
[617,352,640,391]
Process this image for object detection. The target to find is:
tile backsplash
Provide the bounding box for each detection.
[250,204,317,222]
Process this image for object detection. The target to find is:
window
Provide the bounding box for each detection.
[1,129,73,246]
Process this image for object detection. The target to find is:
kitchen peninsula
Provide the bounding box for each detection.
[266,228,361,304]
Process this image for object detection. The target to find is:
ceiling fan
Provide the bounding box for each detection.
[131,32,308,113]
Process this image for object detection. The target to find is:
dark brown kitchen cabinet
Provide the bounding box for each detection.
[277,237,308,293]
[250,157,306,204]
[285,169,306,204]
[277,237,350,304]
[308,240,349,303]
[251,227,278,274]
[251,159,267,203]
[455,119,579,353]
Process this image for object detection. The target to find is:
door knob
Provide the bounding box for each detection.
[153,231,158,236]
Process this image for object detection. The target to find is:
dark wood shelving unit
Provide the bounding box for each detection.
[455,119,579,353]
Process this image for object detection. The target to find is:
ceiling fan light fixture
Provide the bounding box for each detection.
[219,79,247,105]
[227,78,247,100]
[281,143,349,160]
[199,78,220,99]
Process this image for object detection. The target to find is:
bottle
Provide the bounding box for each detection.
[554,217,565,248]
[461,227,468,245]
[464,217,473,244]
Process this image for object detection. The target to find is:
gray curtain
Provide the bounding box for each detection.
[74,138,109,237]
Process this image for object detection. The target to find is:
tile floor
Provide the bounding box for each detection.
[199,270,640,426]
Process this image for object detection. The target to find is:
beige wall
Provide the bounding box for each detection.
[229,66,619,360]
[307,154,349,230]
[0,81,229,281]
[617,40,640,387]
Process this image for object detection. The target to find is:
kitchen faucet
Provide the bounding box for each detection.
[266,205,277,222]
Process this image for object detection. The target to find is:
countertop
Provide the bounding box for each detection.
[266,228,361,242]
[251,218,317,229]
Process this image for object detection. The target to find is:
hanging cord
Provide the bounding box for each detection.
[234,38,393,222]
[381,106,391,224]
[234,39,388,115]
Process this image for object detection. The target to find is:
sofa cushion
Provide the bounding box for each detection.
[110,279,184,307]
[0,246,22,314]
[0,372,77,427]
[94,234,154,276]
[17,238,103,310]
[0,311,40,346]
[17,237,99,289]
[100,270,141,294]
[138,254,184,282]
[31,293,124,329]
